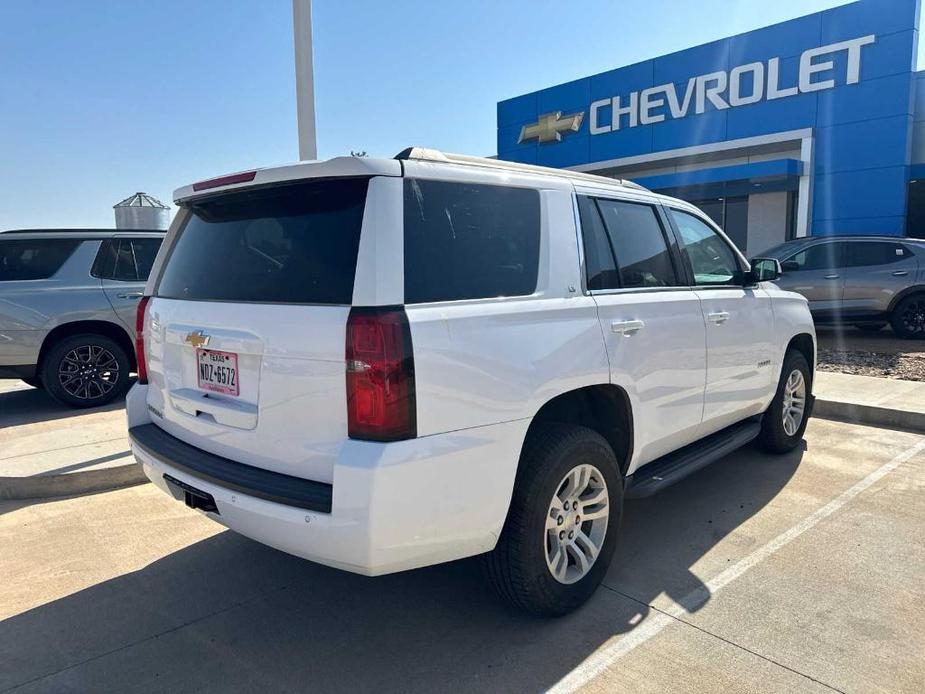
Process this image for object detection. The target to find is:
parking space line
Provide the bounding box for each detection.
[550,438,925,694]
[0,437,126,462]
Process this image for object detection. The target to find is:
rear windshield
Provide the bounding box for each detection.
[157,178,369,304]
[0,239,81,281]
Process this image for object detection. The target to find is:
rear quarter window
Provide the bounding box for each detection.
[846,241,910,267]
[156,179,369,304]
[403,179,541,303]
[0,239,81,281]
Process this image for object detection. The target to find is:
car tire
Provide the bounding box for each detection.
[21,377,43,389]
[854,323,886,333]
[890,293,925,340]
[42,334,132,409]
[757,349,812,454]
[483,424,623,616]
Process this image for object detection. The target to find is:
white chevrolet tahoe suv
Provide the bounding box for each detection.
[127,148,815,615]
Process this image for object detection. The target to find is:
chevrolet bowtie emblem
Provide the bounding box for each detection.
[518,111,585,144]
[185,330,210,348]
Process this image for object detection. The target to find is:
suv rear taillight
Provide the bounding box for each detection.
[346,307,416,441]
[135,296,151,384]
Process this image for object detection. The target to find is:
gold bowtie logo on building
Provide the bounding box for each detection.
[185,330,210,348]
[518,111,585,144]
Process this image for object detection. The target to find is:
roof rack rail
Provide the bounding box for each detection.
[0,228,165,235]
[394,146,648,191]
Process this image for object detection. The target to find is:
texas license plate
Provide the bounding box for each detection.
[196,349,239,396]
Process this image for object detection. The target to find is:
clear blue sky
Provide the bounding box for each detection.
[0,0,917,229]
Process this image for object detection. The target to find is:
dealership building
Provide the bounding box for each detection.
[497,0,925,254]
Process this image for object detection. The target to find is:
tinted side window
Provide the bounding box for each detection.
[112,241,138,280]
[0,239,81,281]
[578,196,619,290]
[132,239,162,280]
[670,209,741,286]
[785,242,847,272]
[847,242,908,267]
[403,179,540,303]
[91,240,117,279]
[597,200,677,288]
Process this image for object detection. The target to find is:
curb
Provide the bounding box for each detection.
[0,463,148,501]
[813,398,925,434]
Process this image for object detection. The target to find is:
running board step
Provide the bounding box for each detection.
[625,418,762,499]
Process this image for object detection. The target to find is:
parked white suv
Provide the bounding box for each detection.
[127,148,816,615]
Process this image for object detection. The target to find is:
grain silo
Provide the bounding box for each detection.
[113,192,170,230]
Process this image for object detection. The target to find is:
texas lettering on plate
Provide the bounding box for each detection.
[196,348,239,396]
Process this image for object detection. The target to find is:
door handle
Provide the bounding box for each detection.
[117,292,143,299]
[823,274,840,280]
[893,270,909,277]
[707,311,730,324]
[611,320,645,336]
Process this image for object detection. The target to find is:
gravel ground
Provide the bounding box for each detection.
[815,327,925,381]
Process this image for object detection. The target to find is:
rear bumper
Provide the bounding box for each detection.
[127,383,529,576]
[130,424,333,513]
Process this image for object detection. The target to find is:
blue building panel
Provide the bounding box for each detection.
[729,14,823,65]
[536,78,591,117]
[653,38,730,85]
[813,166,910,220]
[815,72,914,127]
[587,125,653,162]
[531,135,590,169]
[650,110,728,152]
[814,216,908,235]
[725,89,818,141]
[589,60,655,101]
[814,116,912,174]
[495,0,922,238]
[820,0,919,43]
[843,30,918,80]
[913,73,925,120]
[496,92,537,129]
[496,124,537,159]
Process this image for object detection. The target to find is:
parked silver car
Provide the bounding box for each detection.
[0,229,165,406]
[764,236,925,339]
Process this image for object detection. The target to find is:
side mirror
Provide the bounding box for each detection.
[780,260,800,272]
[746,257,782,283]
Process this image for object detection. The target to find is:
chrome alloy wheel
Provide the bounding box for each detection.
[544,463,610,585]
[781,368,807,437]
[58,345,120,400]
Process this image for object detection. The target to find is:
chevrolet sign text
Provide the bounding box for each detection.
[586,35,876,135]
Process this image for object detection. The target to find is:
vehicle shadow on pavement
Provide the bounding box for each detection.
[605,442,805,632]
[0,444,803,693]
[0,386,124,429]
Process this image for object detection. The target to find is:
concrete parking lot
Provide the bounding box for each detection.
[1,382,923,693]
[0,380,141,500]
